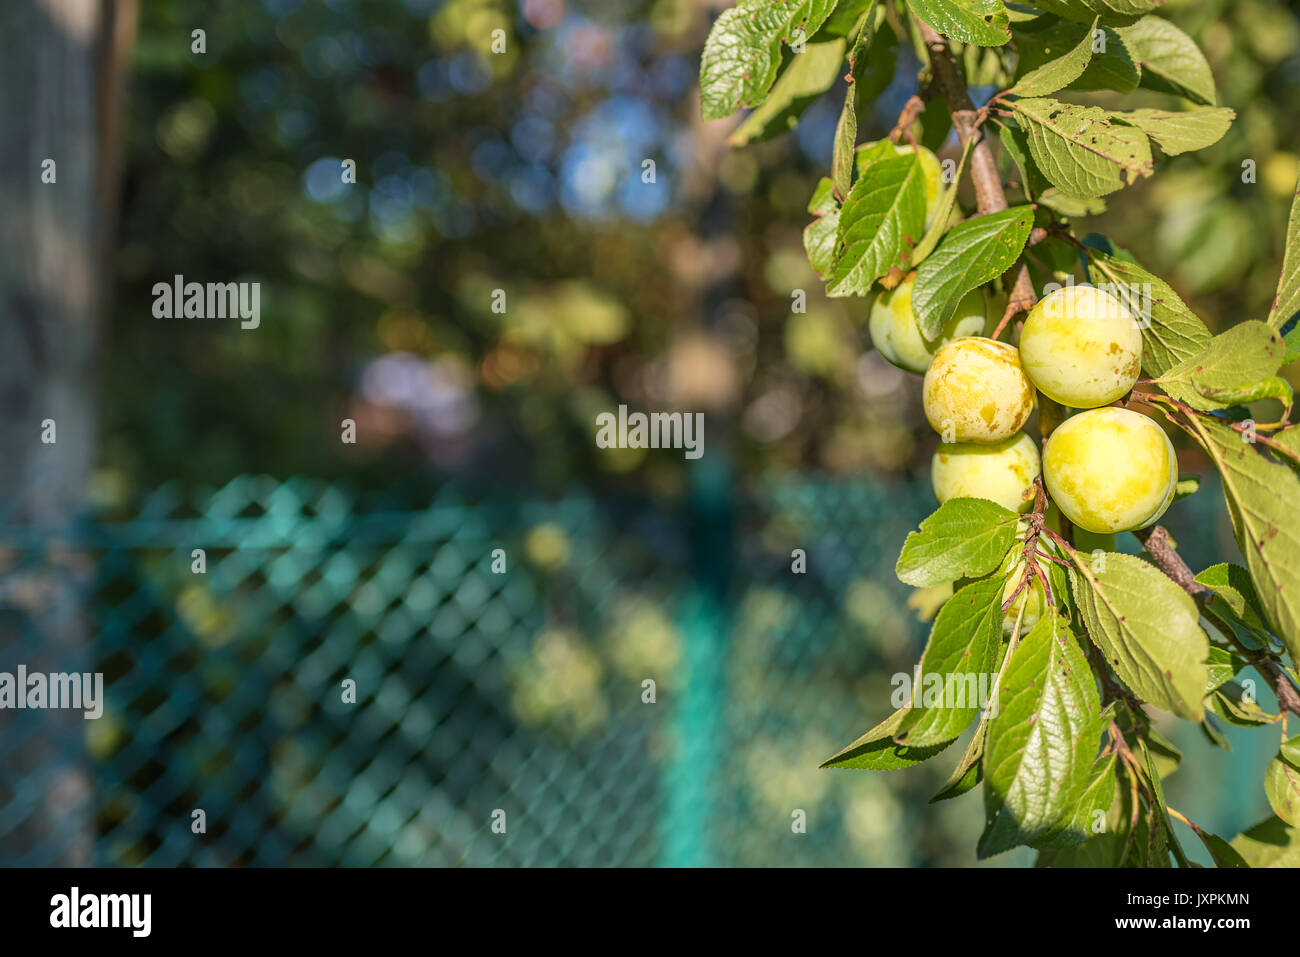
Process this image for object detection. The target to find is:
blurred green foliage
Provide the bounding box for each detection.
[105,0,1300,506]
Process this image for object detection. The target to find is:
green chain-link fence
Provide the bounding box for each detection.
[0,471,1271,866]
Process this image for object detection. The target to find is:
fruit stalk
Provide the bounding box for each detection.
[1031,354,1074,546]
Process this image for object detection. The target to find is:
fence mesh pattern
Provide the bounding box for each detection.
[0,472,1261,866]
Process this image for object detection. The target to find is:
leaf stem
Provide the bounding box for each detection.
[1164,805,1205,836]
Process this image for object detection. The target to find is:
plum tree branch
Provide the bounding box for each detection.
[916,22,1038,347]
[1133,526,1300,718]
[1133,526,1204,598]
[915,21,1004,217]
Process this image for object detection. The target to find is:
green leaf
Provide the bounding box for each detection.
[1070,552,1209,721]
[895,498,1018,587]
[1284,324,1300,367]
[1139,724,1184,779]
[904,0,1011,47]
[1031,0,1163,26]
[1011,97,1153,199]
[999,124,1049,200]
[1203,645,1244,693]
[1085,249,1211,376]
[1004,3,1042,21]
[1181,414,1300,664]
[827,6,887,194]
[1230,815,1300,867]
[700,0,839,120]
[1173,475,1200,502]
[1013,16,1139,94]
[1009,16,1098,97]
[831,79,857,203]
[1003,140,1105,218]
[1040,191,1108,218]
[1080,231,1134,260]
[1271,425,1300,466]
[1046,554,1070,617]
[910,137,973,267]
[1265,735,1300,827]
[1268,171,1300,330]
[1201,714,1232,752]
[1116,15,1217,105]
[979,613,1103,857]
[853,23,899,116]
[729,39,847,147]
[1207,682,1275,728]
[852,137,901,176]
[1119,709,1184,777]
[918,94,953,154]
[805,139,917,278]
[911,206,1034,338]
[1191,828,1250,868]
[1114,108,1234,156]
[821,706,957,769]
[896,576,1007,746]
[1197,377,1293,408]
[1032,753,1118,850]
[818,0,874,37]
[1035,834,1116,866]
[1135,801,1173,867]
[826,152,927,296]
[803,177,839,277]
[931,720,987,802]
[1137,735,1191,867]
[1035,767,1136,867]
[700,6,788,121]
[1155,321,1287,412]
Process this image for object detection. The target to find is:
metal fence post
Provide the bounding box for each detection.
[661,453,733,867]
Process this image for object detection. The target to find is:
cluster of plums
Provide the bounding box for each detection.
[885,279,1177,536]
[866,145,1181,630]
